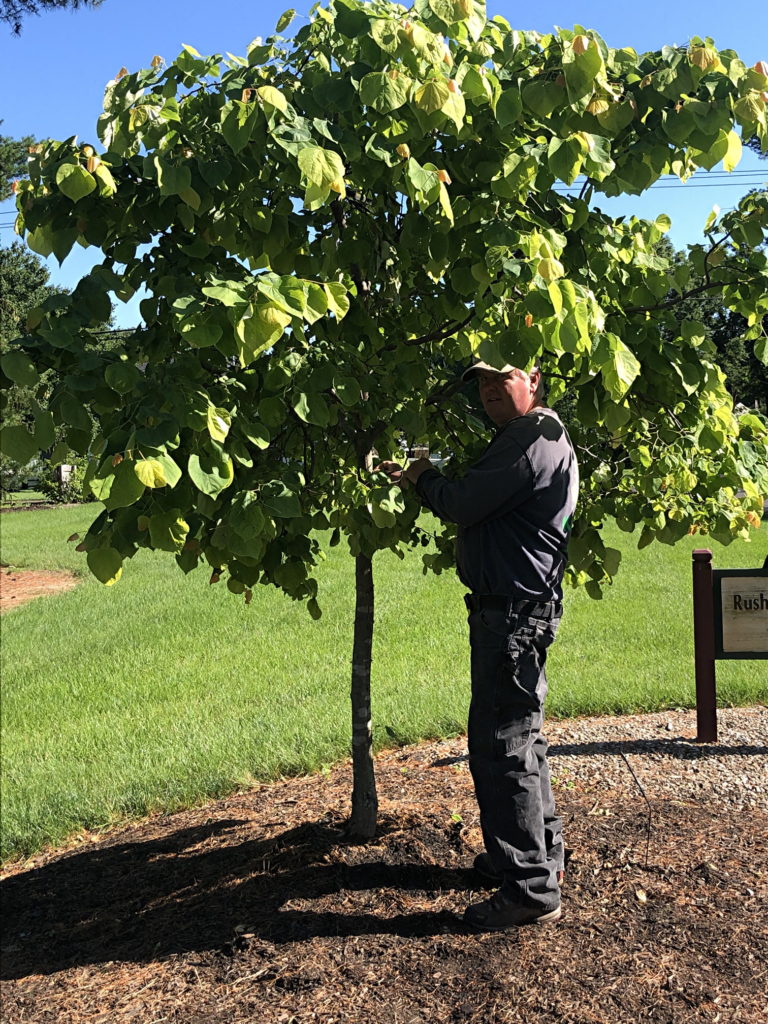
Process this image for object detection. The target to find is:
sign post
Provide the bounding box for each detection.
[692,550,718,742]
[692,550,768,743]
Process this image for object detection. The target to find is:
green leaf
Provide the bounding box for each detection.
[94,163,117,196]
[180,309,223,348]
[153,156,192,197]
[0,425,38,464]
[428,0,468,22]
[260,480,302,517]
[56,162,97,203]
[602,337,641,400]
[292,391,330,426]
[61,394,91,432]
[722,130,742,172]
[414,79,450,116]
[207,405,232,443]
[371,503,396,528]
[104,460,145,510]
[188,448,234,497]
[324,282,350,320]
[238,415,271,449]
[105,361,140,393]
[359,71,413,113]
[153,453,182,487]
[133,458,164,488]
[202,281,248,307]
[603,547,622,577]
[230,493,265,539]
[370,18,400,52]
[275,7,296,32]
[690,130,731,171]
[87,547,123,586]
[1,351,39,386]
[584,579,603,600]
[236,303,291,365]
[26,224,55,258]
[522,80,564,119]
[221,100,261,154]
[298,146,346,187]
[334,376,360,406]
[256,86,289,115]
[258,396,287,428]
[563,36,605,105]
[149,510,189,552]
[88,459,115,501]
[548,136,586,185]
[495,86,522,127]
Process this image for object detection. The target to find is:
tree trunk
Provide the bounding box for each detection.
[347,552,378,838]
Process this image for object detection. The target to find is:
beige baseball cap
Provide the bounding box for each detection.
[461,360,515,381]
[462,361,542,382]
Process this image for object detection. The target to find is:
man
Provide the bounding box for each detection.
[377,362,578,930]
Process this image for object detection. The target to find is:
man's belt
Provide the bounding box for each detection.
[464,593,562,620]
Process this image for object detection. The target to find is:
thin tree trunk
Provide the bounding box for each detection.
[347,552,378,838]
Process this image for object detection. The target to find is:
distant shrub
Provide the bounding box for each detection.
[39,460,87,504]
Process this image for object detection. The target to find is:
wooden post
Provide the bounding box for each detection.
[692,549,718,743]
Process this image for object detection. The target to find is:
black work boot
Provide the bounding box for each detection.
[463,889,562,931]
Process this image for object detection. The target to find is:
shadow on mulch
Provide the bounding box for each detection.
[1,814,482,979]
[2,746,767,1024]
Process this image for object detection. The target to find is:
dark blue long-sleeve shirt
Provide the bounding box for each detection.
[415,408,579,602]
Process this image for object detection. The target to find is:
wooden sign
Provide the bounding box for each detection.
[691,551,767,744]
[715,570,768,657]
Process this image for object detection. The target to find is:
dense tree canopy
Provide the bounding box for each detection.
[3,0,767,595]
[3,0,768,834]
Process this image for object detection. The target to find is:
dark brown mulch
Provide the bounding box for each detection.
[1,741,766,1024]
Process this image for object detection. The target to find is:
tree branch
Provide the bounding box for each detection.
[623,276,739,316]
[405,308,476,347]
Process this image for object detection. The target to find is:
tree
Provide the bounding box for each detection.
[0,241,63,492]
[654,236,768,409]
[0,123,37,200]
[2,1,768,837]
[1,0,103,35]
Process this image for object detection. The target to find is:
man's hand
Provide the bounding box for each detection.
[402,457,432,485]
[374,460,406,485]
[374,457,432,488]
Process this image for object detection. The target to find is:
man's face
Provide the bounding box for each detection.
[476,368,539,425]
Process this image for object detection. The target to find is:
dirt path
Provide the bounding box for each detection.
[0,569,80,612]
[2,713,766,1024]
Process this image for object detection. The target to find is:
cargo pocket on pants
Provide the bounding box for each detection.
[494,708,533,757]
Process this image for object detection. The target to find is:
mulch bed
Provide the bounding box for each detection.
[0,568,80,612]
[2,737,766,1024]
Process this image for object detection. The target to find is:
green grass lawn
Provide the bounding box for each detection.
[1,490,47,507]
[1,503,766,861]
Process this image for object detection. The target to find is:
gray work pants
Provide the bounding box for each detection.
[465,595,563,912]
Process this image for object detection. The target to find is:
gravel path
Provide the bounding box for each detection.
[414,705,768,812]
[541,705,767,807]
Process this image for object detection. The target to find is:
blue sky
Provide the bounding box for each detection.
[1,0,766,325]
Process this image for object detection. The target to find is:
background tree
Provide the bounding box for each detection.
[2,0,768,836]
[1,0,103,35]
[650,235,768,409]
[0,122,37,200]
[0,241,63,493]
